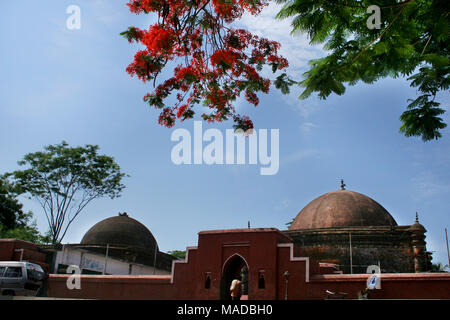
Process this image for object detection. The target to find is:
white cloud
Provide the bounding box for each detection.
[231,3,327,120]
[91,0,126,26]
[281,149,320,166]
[234,3,324,75]
[411,171,450,200]
[273,197,290,211]
[278,91,323,119]
[3,82,80,117]
[300,122,317,133]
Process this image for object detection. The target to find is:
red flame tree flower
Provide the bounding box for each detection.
[121,0,293,130]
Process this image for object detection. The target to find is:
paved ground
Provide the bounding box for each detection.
[0,296,88,300]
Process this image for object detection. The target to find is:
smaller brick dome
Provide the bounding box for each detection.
[290,190,397,230]
[81,213,157,250]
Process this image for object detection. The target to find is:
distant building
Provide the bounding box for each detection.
[40,213,174,275]
[284,185,431,273]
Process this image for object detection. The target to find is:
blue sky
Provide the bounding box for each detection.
[1,1,449,267]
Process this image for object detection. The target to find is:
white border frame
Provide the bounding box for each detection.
[170,246,197,283]
[221,253,250,276]
[277,243,310,282]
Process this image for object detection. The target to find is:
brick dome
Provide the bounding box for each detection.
[81,213,157,250]
[289,190,397,230]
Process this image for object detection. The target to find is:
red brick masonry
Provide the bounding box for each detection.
[46,229,450,300]
[0,239,49,272]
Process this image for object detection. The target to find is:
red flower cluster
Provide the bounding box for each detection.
[267,54,289,70]
[175,66,199,84]
[233,115,254,132]
[206,88,229,109]
[127,0,168,14]
[212,0,267,22]
[123,0,290,130]
[158,107,176,127]
[210,49,240,70]
[142,24,177,56]
[176,105,188,118]
[126,50,160,82]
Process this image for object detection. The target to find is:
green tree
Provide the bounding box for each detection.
[285,218,294,228]
[0,176,25,230]
[168,250,187,260]
[431,262,449,272]
[0,176,51,244]
[5,141,127,244]
[276,0,449,141]
[0,212,52,244]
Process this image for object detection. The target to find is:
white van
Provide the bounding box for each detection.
[0,261,47,296]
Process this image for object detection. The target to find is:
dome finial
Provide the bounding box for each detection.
[340,179,346,190]
[119,212,128,217]
[415,211,419,223]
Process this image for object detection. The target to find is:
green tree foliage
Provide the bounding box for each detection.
[0,176,51,244]
[5,141,127,244]
[431,262,449,272]
[168,250,187,260]
[285,217,294,228]
[276,0,449,141]
[0,212,52,244]
[0,177,24,230]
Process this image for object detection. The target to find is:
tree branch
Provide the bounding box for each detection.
[342,3,408,70]
[58,195,98,242]
[421,35,432,56]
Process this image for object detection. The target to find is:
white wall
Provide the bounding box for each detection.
[54,246,170,275]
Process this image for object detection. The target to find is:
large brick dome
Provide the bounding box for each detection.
[289,190,397,230]
[81,213,157,250]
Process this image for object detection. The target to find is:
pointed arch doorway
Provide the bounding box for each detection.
[220,254,249,300]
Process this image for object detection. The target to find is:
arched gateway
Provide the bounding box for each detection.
[220,254,249,300]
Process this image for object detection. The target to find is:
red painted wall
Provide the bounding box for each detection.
[0,239,49,272]
[45,229,450,300]
[305,273,450,299]
[49,275,175,300]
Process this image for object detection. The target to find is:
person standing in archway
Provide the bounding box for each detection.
[230,279,242,301]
